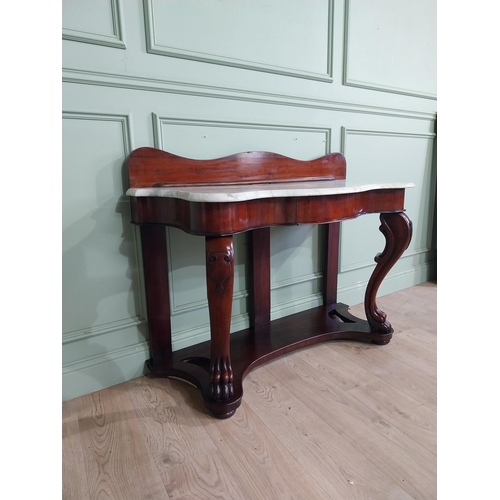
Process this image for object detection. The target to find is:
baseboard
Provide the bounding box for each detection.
[62,343,150,401]
[338,259,437,306]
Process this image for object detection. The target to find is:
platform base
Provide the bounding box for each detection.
[146,303,392,418]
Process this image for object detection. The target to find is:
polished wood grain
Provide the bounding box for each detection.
[364,212,413,337]
[140,225,172,366]
[205,236,235,411]
[130,189,406,236]
[248,227,271,331]
[323,222,340,306]
[62,281,437,500]
[127,148,413,419]
[128,147,346,188]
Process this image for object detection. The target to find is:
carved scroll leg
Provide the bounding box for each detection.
[365,212,413,340]
[206,236,235,403]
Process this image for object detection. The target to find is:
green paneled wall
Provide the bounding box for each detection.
[62,0,436,400]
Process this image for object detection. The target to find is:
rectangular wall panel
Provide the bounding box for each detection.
[144,0,333,81]
[62,0,126,48]
[338,127,436,301]
[344,0,436,98]
[153,116,331,158]
[62,113,143,339]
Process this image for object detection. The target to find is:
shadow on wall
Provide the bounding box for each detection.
[62,157,150,395]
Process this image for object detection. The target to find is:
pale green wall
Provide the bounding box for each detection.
[62,0,437,400]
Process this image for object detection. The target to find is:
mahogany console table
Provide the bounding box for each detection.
[127,147,413,418]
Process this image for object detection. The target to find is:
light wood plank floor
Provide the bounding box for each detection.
[63,281,437,500]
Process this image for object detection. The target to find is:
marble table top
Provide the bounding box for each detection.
[126,179,415,203]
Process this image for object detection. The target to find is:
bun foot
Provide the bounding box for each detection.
[204,398,241,419]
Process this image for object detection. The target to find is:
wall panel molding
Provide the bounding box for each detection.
[63,69,436,121]
[167,271,323,316]
[339,126,436,275]
[343,0,436,100]
[339,247,434,274]
[271,272,323,291]
[152,115,331,152]
[62,111,133,146]
[170,290,324,352]
[271,292,324,320]
[62,112,146,339]
[62,342,148,379]
[341,127,436,143]
[171,309,250,351]
[169,289,249,317]
[143,0,333,82]
[62,342,149,400]
[62,316,146,345]
[340,127,436,155]
[338,259,436,305]
[62,0,126,49]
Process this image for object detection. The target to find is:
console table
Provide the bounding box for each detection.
[127,147,413,418]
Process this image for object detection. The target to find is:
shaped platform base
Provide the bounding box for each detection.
[145,303,392,419]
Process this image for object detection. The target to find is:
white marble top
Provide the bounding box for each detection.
[126,179,415,203]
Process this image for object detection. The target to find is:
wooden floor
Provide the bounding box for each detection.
[62,281,437,500]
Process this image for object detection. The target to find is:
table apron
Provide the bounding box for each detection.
[130,189,406,236]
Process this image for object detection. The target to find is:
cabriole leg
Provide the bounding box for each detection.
[365,212,413,339]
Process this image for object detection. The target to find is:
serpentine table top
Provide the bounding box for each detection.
[126,179,415,203]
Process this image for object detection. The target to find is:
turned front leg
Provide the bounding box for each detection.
[206,236,234,401]
[365,212,413,335]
